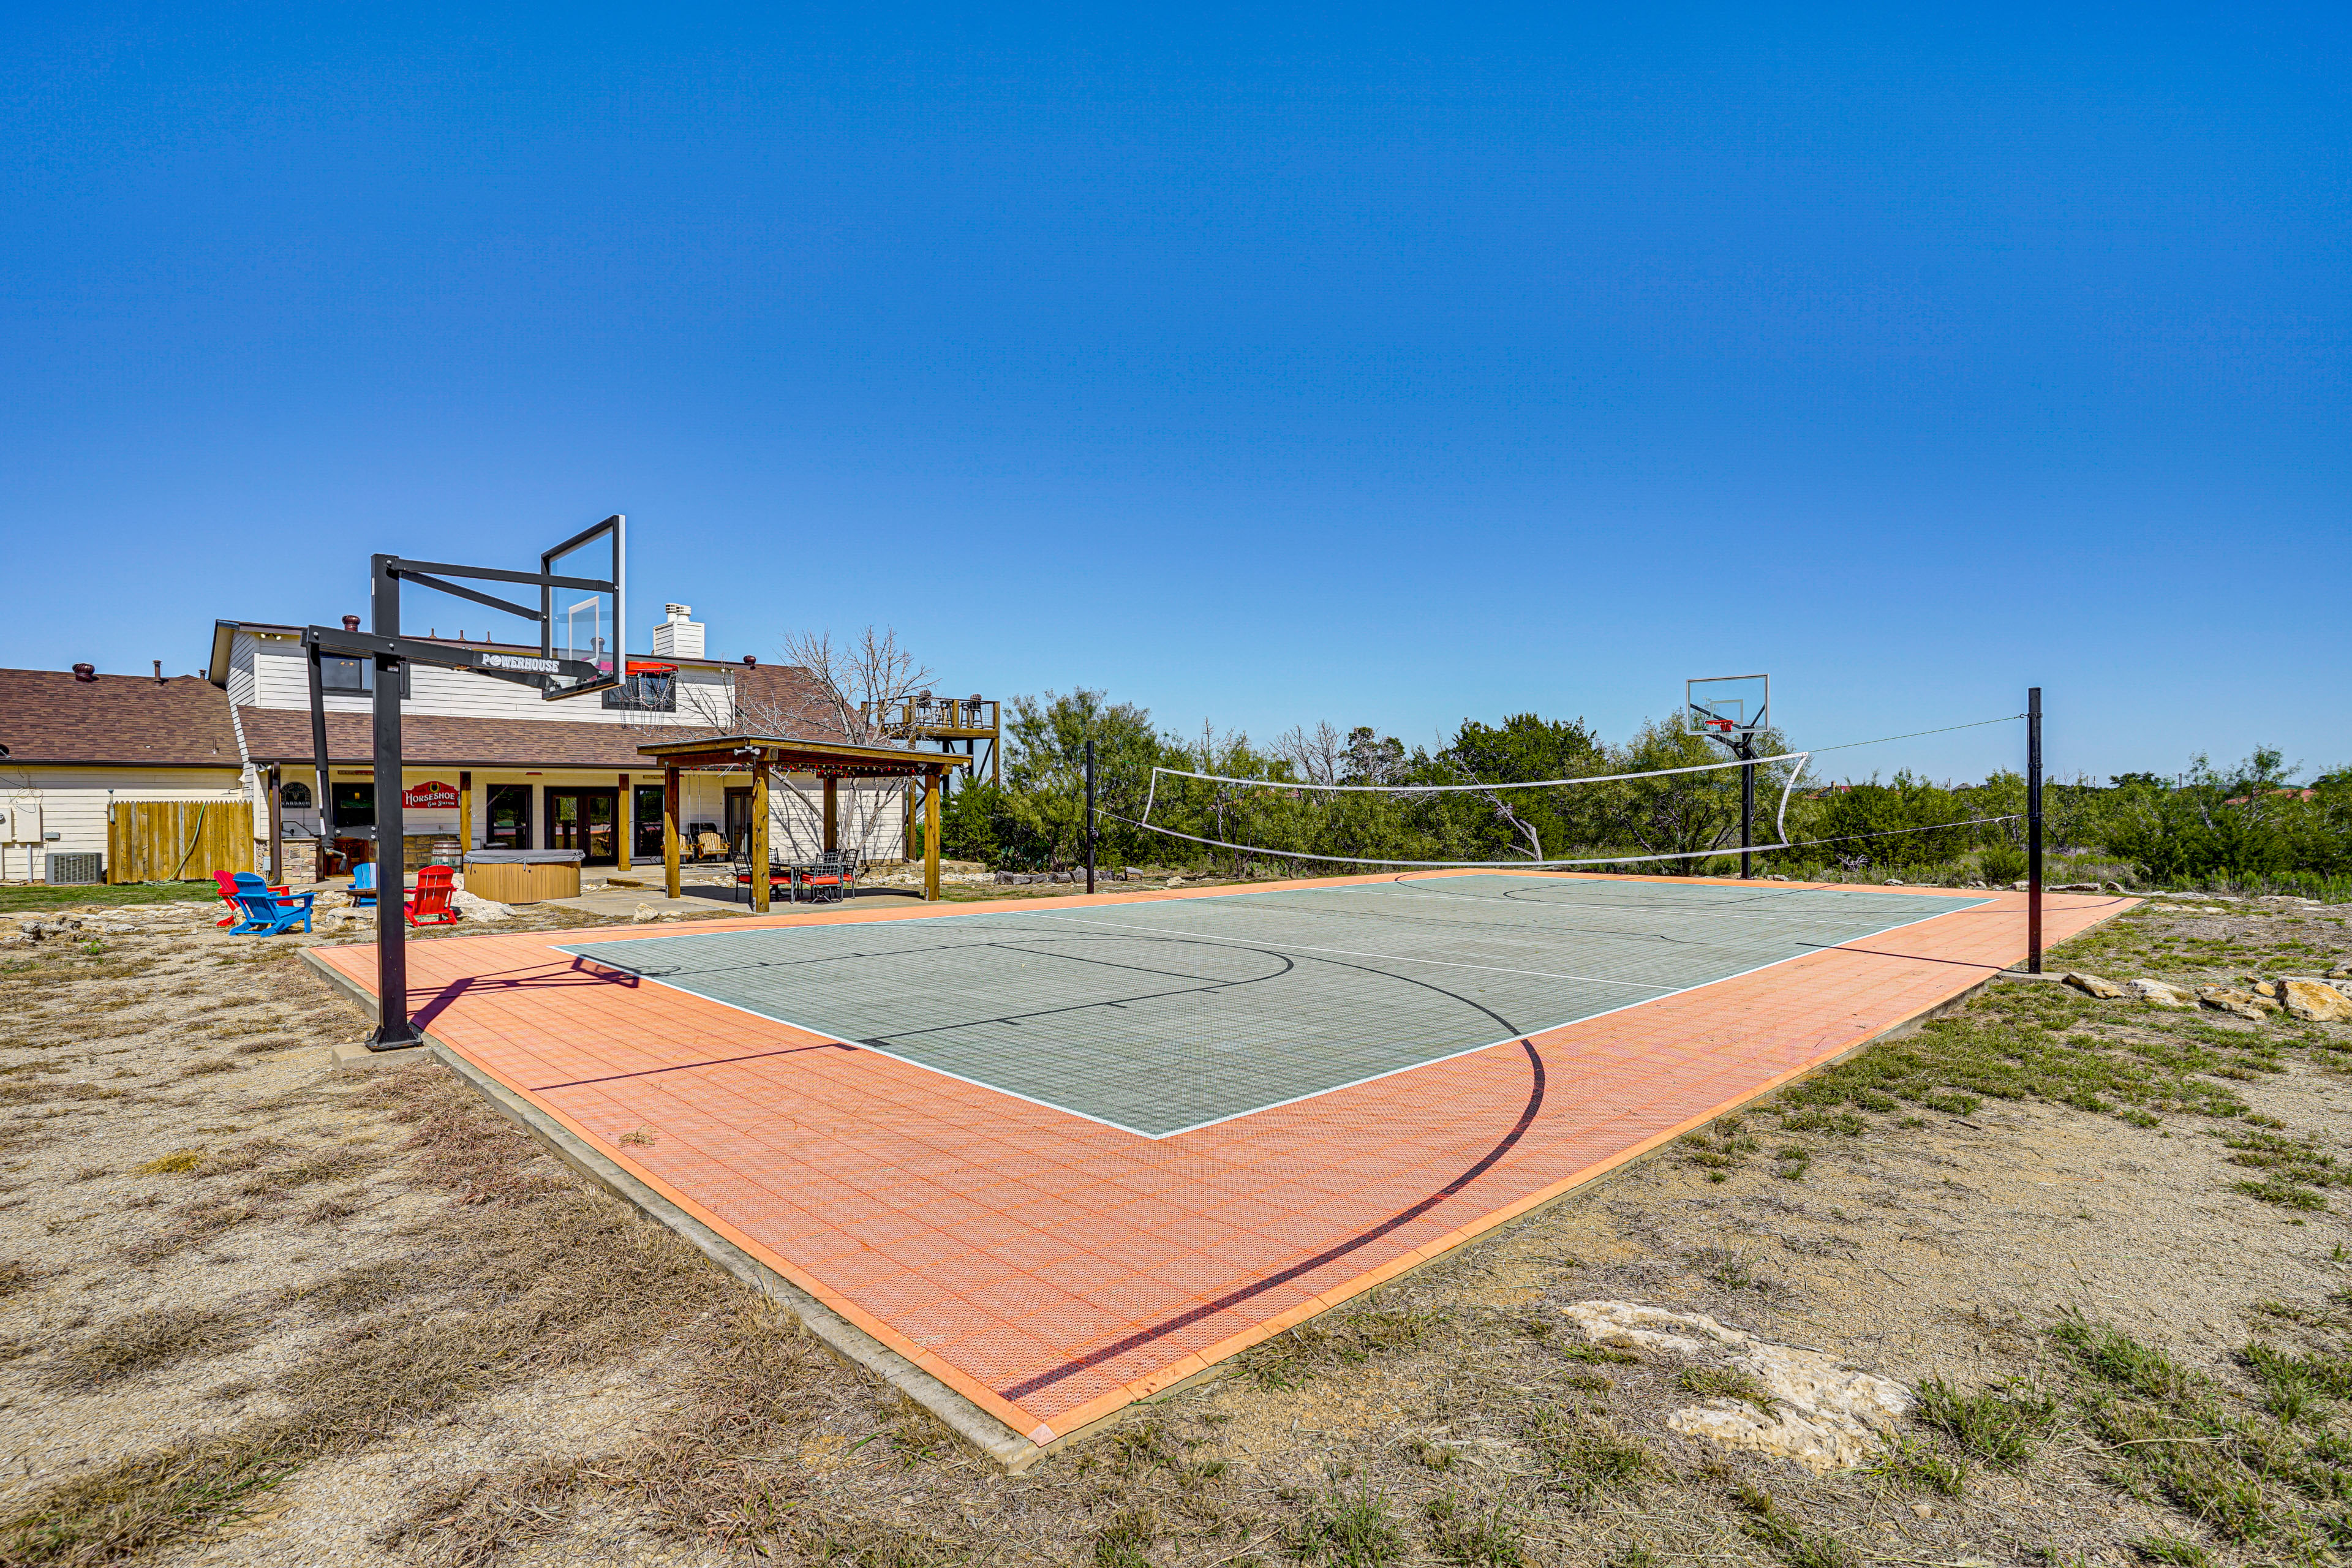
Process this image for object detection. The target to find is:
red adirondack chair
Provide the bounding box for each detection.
[404,865,460,927]
[213,869,290,928]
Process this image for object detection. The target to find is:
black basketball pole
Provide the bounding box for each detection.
[1084,738,1097,895]
[1738,736,1755,880]
[369,554,423,1049]
[306,641,334,862]
[2026,685,2043,975]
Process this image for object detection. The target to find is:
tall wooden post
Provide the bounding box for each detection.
[923,767,941,901]
[457,770,473,861]
[750,756,772,914]
[663,766,680,901]
[823,775,839,853]
[616,772,631,872]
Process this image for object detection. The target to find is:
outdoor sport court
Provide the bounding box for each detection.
[312,870,2128,1457]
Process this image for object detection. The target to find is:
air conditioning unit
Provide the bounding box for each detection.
[45,852,104,887]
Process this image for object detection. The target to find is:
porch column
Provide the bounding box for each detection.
[265,766,282,881]
[616,772,631,872]
[923,767,941,901]
[823,775,838,853]
[750,756,772,914]
[663,766,680,901]
[457,771,472,857]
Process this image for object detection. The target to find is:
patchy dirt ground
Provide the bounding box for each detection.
[0,889,2346,1566]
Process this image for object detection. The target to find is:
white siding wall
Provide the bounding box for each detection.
[3,767,247,882]
[225,636,259,707]
[239,632,734,728]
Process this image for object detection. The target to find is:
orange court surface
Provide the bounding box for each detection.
[311,870,2129,1455]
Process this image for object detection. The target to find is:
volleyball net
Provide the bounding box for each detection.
[1101,715,2032,875]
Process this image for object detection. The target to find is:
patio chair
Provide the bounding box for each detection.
[795,850,861,903]
[227,872,316,936]
[212,869,288,929]
[730,854,792,904]
[405,865,460,927]
[350,861,379,908]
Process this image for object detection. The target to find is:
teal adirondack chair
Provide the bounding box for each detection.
[350,861,378,908]
[228,872,315,936]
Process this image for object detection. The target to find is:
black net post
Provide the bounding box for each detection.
[2026,685,2043,974]
[1085,738,1097,895]
[368,554,423,1049]
[1738,737,1755,879]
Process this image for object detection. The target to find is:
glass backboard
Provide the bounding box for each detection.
[1686,673,1769,740]
[541,515,625,701]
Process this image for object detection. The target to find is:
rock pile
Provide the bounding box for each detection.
[1561,1300,1910,1472]
[2056,969,2352,1022]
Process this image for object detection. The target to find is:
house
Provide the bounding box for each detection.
[1,605,916,884]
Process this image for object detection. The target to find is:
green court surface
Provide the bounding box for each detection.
[559,873,1990,1138]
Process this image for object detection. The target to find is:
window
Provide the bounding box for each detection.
[602,672,677,712]
[315,654,410,697]
[279,780,312,807]
[484,785,531,850]
[330,783,374,829]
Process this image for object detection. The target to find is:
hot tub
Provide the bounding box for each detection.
[461,850,584,905]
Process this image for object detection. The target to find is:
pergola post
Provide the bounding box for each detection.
[663,765,680,901]
[616,772,631,872]
[823,775,839,853]
[458,770,473,861]
[750,755,772,914]
[923,766,941,901]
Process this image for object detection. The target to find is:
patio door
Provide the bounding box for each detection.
[724,787,753,858]
[545,788,620,865]
[631,784,666,861]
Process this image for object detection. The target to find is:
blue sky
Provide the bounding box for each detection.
[4,5,2344,783]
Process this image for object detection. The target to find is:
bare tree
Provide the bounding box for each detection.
[658,625,939,862]
[1278,721,1347,785]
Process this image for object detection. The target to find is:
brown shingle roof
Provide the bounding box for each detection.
[0,669,241,767]
[233,664,856,769]
[238,708,675,768]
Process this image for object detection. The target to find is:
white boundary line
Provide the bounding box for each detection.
[549,876,1997,1141]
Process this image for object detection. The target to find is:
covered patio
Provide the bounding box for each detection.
[637,734,967,910]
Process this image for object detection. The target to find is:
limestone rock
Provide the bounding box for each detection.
[2063,972,2124,999]
[2124,978,2193,1009]
[2282,980,2352,1023]
[1562,1300,1910,1473]
[2198,987,2273,1020]
[451,891,512,922]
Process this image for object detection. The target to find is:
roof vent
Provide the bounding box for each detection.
[71,663,96,682]
[153,660,164,684]
[342,614,361,632]
[741,654,757,668]
[652,604,704,660]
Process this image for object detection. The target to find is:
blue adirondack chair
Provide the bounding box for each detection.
[228,872,316,935]
[349,861,377,908]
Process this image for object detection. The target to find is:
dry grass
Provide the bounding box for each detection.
[48,1306,253,1389]
[0,1068,734,1565]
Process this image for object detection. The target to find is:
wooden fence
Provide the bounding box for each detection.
[107,802,255,884]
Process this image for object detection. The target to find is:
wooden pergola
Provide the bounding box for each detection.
[635,734,968,910]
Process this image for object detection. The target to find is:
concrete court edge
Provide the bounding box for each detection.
[296,880,2133,1471]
